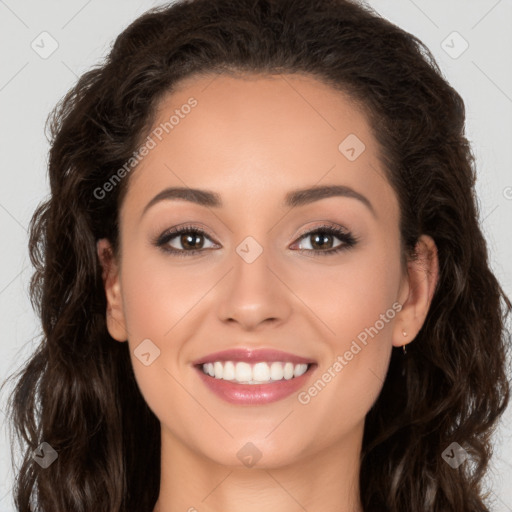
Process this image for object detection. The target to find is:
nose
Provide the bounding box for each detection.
[216,242,293,331]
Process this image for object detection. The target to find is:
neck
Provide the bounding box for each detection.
[153,422,365,512]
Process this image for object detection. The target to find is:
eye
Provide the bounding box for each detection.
[291,224,357,256]
[153,223,357,257]
[154,224,218,256]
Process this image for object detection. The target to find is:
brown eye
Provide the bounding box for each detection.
[292,225,358,256]
[155,226,218,256]
[179,232,206,250]
[308,232,337,250]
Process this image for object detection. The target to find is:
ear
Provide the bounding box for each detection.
[393,234,439,348]
[97,238,128,342]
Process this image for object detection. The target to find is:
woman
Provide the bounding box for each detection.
[2,0,510,510]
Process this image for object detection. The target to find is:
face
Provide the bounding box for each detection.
[98,72,436,469]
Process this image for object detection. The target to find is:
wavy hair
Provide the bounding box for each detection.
[2,0,510,510]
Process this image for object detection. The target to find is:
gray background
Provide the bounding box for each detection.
[0,0,511,510]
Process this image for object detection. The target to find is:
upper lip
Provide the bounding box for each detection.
[192,348,316,366]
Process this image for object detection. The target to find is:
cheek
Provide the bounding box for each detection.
[118,249,204,425]
[291,240,401,342]
[290,243,401,428]
[119,247,207,339]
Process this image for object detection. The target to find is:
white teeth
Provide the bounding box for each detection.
[283,362,294,380]
[253,362,270,382]
[201,361,310,384]
[223,361,235,380]
[214,361,223,379]
[270,362,284,380]
[294,363,308,377]
[235,362,252,382]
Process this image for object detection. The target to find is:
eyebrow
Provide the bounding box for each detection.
[141,184,376,218]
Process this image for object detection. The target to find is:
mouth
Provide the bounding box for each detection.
[192,348,317,405]
[195,360,314,384]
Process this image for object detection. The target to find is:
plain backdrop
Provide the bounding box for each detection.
[0,0,511,510]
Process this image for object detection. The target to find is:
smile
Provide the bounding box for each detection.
[192,347,317,404]
[200,360,310,384]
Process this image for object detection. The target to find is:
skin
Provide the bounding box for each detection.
[97,73,439,512]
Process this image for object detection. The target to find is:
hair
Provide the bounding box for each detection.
[1,0,510,510]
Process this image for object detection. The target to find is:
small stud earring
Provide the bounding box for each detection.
[402,330,407,355]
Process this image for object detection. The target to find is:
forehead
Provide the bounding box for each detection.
[122,72,396,219]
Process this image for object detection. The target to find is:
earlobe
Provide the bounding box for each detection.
[393,235,439,348]
[96,238,128,342]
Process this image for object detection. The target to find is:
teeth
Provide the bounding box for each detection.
[235,362,252,382]
[214,361,223,379]
[270,361,284,381]
[283,362,294,380]
[201,361,309,384]
[223,361,235,380]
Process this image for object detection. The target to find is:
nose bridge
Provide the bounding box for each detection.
[216,234,291,329]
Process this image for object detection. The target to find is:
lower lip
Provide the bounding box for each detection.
[195,364,316,405]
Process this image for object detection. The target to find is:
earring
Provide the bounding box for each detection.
[402,330,407,355]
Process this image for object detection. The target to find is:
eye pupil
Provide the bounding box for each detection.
[182,233,203,250]
[311,233,333,250]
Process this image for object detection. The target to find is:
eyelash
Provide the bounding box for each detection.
[154,223,358,258]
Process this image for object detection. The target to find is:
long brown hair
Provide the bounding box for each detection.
[2,0,510,510]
